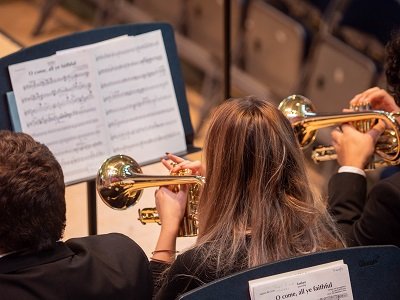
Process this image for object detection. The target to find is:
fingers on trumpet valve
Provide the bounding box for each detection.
[169,160,191,174]
[349,93,373,111]
[160,153,193,192]
[162,153,188,171]
[350,87,380,109]
[350,101,371,111]
[161,157,177,171]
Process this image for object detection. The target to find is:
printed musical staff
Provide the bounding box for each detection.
[110,119,178,140]
[100,66,166,89]
[21,83,92,104]
[104,94,171,116]
[24,93,94,117]
[108,107,175,129]
[113,131,183,154]
[8,30,187,184]
[22,71,90,90]
[33,118,99,138]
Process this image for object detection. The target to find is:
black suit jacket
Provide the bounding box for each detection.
[328,172,400,247]
[0,233,152,300]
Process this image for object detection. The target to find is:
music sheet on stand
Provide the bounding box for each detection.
[8,30,187,184]
[91,30,186,161]
[9,52,109,184]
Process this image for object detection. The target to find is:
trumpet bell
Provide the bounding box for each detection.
[97,155,143,209]
[278,94,317,122]
[278,94,318,148]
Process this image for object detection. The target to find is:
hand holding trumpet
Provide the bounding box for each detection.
[330,87,400,170]
[331,122,385,169]
[154,153,203,233]
[154,154,197,237]
[153,154,203,263]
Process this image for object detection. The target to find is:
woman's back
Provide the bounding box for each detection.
[151,96,344,300]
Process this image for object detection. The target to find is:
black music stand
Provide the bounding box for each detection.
[0,22,198,235]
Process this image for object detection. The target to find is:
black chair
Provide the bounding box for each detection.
[32,0,121,36]
[299,34,378,146]
[336,0,400,47]
[332,0,400,68]
[184,0,272,133]
[302,34,377,113]
[132,0,185,32]
[265,0,332,34]
[243,0,307,99]
[185,0,242,63]
[178,245,400,300]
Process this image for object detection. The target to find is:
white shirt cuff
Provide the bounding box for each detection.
[338,166,366,177]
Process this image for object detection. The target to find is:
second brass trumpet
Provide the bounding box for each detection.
[96,154,205,237]
[279,94,400,168]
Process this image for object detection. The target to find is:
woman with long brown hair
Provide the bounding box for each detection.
[151,96,344,299]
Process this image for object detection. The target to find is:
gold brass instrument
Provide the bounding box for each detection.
[96,154,205,237]
[279,94,400,168]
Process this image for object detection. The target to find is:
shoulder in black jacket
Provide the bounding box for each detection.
[0,233,153,300]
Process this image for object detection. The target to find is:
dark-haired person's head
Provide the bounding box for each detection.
[0,130,65,254]
[385,29,400,105]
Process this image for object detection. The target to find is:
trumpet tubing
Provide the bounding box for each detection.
[96,154,205,237]
[279,95,400,169]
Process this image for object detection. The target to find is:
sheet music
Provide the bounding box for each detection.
[8,30,188,184]
[92,30,186,162]
[9,52,109,184]
[249,260,354,300]
[56,35,129,55]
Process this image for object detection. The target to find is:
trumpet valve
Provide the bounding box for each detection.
[311,145,338,163]
[168,168,193,193]
[138,208,160,225]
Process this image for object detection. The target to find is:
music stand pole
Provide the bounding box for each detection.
[87,179,97,235]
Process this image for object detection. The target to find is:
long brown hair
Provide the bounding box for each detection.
[196,96,343,275]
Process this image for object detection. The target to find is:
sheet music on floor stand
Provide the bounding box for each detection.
[8,30,187,185]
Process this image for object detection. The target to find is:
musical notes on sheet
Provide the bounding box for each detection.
[22,71,90,90]
[92,30,186,163]
[8,30,187,184]
[9,52,108,184]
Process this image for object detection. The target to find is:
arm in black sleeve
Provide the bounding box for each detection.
[356,173,400,246]
[151,252,206,300]
[149,260,170,297]
[328,172,367,246]
[329,172,400,247]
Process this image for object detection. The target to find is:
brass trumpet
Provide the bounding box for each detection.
[279,94,400,168]
[96,154,205,237]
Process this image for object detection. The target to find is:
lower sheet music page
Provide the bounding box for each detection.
[248,260,354,300]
